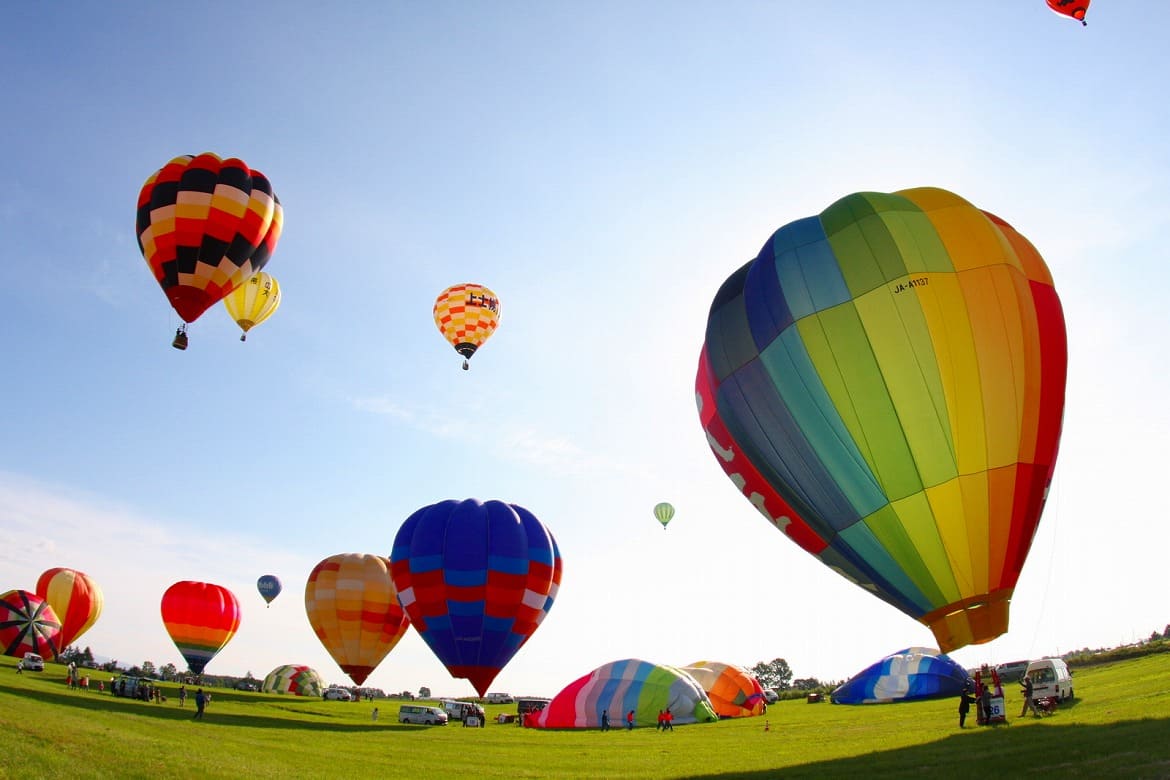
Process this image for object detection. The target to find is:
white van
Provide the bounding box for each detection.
[1024,658,1073,702]
[22,652,45,672]
[441,699,485,723]
[399,704,448,725]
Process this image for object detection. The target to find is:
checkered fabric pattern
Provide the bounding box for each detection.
[432,283,501,360]
[304,554,410,686]
[390,499,561,696]
[136,152,283,323]
[262,664,323,697]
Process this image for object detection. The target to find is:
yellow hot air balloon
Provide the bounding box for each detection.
[304,553,410,686]
[223,271,281,341]
[433,283,500,370]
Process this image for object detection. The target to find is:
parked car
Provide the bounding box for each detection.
[485,692,513,704]
[1025,658,1073,702]
[21,652,45,672]
[995,660,1030,683]
[398,704,448,725]
[323,687,353,701]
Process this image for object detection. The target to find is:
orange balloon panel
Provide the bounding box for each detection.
[35,568,103,650]
[304,554,410,686]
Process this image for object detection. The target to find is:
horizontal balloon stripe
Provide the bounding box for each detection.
[445,569,488,587]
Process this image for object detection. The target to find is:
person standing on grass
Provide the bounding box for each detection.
[958,683,976,728]
[663,709,674,731]
[600,710,610,731]
[626,710,635,730]
[1020,676,1040,718]
[179,685,187,707]
[193,688,206,720]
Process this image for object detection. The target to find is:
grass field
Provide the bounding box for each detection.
[2,653,1168,779]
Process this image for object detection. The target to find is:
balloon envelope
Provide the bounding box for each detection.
[35,568,103,649]
[256,575,282,605]
[433,283,500,366]
[304,553,409,686]
[136,152,282,324]
[697,187,1067,652]
[224,271,281,340]
[680,661,766,718]
[390,498,562,696]
[1,589,62,660]
[262,664,324,697]
[160,581,241,674]
[1047,0,1089,24]
[831,647,970,704]
[653,502,675,529]
[534,658,718,728]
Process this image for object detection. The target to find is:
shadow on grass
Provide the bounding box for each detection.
[2,686,425,733]
[684,711,1170,779]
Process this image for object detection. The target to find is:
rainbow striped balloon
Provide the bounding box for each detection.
[697,187,1067,652]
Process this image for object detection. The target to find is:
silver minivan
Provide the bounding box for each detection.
[398,704,448,725]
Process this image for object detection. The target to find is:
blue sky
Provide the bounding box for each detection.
[2,2,1167,697]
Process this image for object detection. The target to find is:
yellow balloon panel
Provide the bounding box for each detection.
[433,283,500,360]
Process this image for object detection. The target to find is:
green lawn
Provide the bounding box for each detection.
[2,653,1168,779]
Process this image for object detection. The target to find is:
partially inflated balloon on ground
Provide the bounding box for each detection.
[680,661,766,718]
[534,658,718,728]
[262,664,324,697]
[1,589,62,659]
[160,581,241,675]
[831,647,969,704]
[697,187,1066,653]
[35,568,103,649]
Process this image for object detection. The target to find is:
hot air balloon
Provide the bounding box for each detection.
[1047,0,1089,25]
[830,647,970,704]
[433,283,500,369]
[304,554,410,686]
[262,664,324,697]
[653,502,675,530]
[136,152,283,350]
[1,590,62,660]
[35,568,103,650]
[256,575,282,607]
[533,659,718,728]
[680,661,767,718]
[224,271,281,341]
[160,581,241,675]
[697,187,1067,653]
[390,499,562,696]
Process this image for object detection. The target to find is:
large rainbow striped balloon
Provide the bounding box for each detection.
[697,187,1067,652]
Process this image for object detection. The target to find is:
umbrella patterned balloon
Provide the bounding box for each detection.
[160,581,241,675]
[1,590,62,660]
[35,567,103,650]
[697,187,1066,653]
[304,553,410,686]
[390,499,562,696]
